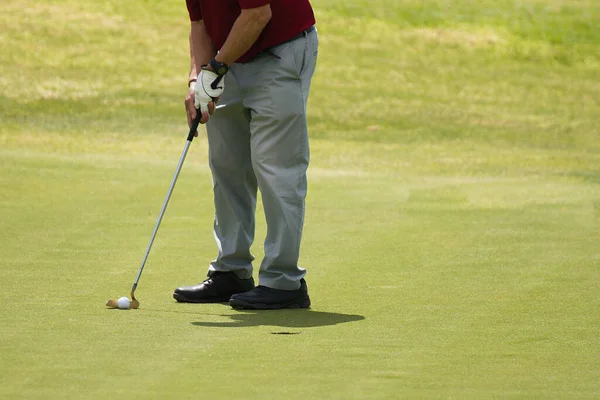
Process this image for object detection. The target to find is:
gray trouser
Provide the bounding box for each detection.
[206,28,318,290]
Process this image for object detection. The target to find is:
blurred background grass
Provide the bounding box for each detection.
[2,0,599,154]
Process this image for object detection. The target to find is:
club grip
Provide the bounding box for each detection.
[187,109,202,142]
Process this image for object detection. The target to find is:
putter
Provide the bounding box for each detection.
[106,110,203,309]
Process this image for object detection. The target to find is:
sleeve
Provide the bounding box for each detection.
[186,0,203,21]
[238,0,270,9]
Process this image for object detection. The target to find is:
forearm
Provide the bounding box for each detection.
[214,5,272,66]
[189,20,216,83]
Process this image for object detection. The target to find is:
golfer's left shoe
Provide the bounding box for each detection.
[229,279,311,310]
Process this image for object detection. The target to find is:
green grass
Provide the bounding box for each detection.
[1,0,600,398]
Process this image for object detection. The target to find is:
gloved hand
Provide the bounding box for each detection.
[193,66,225,117]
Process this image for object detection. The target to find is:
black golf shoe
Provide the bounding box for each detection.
[173,271,255,303]
[229,279,311,310]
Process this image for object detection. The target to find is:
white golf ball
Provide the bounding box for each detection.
[117,297,131,309]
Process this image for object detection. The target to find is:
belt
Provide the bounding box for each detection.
[254,26,316,62]
[281,25,316,46]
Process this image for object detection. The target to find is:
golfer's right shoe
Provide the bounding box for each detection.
[173,271,255,303]
[229,279,311,310]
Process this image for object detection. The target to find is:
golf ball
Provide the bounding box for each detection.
[117,297,131,309]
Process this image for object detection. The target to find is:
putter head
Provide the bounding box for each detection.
[130,292,140,309]
[105,295,139,309]
[105,298,119,308]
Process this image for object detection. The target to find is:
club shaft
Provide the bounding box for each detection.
[131,113,201,295]
[131,141,190,291]
[131,140,192,293]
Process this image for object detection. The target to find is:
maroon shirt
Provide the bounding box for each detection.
[186,0,315,63]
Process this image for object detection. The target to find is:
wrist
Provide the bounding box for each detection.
[208,58,229,77]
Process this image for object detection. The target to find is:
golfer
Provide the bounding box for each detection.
[173,0,318,309]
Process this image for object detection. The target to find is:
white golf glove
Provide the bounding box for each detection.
[193,67,225,115]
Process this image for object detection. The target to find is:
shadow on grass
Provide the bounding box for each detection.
[191,310,365,328]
